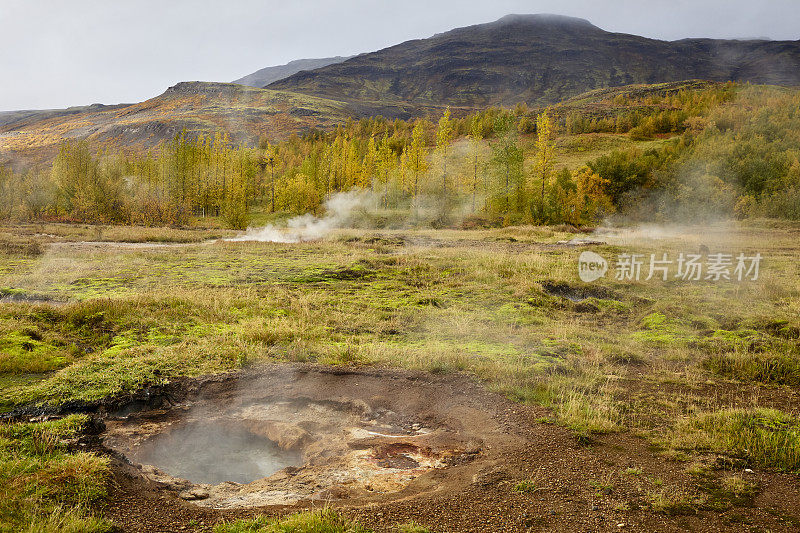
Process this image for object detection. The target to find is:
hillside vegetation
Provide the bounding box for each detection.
[5,13,800,175]
[1,81,798,228]
[0,83,353,169]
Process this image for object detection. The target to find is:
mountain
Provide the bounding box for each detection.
[0,83,353,168]
[0,104,129,129]
[4,13,800,168]
[232,56,354,88]
[267,13,800,106]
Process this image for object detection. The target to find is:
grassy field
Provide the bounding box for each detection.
[0,220,798,530]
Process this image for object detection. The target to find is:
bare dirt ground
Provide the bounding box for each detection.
[89,365,800,532]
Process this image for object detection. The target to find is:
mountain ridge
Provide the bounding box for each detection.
[232,56,354,88]
[0,83,354,169]
[266,14,800,106]
[3,14,800,169]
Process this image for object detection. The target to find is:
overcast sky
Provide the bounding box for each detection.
[1,0,798,111]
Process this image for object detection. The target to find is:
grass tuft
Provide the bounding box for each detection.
[214,508,371,533]
[512,480,539,493]
[703,352,800,385]
[668,408,800,472]
[646,488,704,515]
[395,522,432,533]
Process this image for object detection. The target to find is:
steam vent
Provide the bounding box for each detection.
[102,365,524,508]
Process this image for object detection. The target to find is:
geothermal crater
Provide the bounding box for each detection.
[102,366,504,509]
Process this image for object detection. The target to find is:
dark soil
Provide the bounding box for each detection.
[540,280,619,302]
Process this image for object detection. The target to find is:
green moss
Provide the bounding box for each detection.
[712,329,761,341]
[61,277,136,300]
[631,312,695,345]
[0,331,69,373]
[589,297,630,313]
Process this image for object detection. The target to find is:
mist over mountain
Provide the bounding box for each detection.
[267,14,800,106]
[3,13,800,169]
[232,56,354,88]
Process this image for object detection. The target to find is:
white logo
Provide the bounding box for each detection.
[578,251,608,283]
[576,250,761,283]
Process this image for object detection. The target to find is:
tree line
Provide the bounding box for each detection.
[1,82,796,227]
[0,108,615,228]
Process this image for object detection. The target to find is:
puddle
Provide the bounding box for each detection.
[555,238,606,246]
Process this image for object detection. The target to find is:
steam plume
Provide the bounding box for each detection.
[227,189,377,243]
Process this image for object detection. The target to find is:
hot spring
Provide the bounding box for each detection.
[100,366,495,508]
[132,420,303,485]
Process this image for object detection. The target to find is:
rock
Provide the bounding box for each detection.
[471,468,508,486]
[141,464,159,475]
[244,420,310,449]
[179,488,209,501]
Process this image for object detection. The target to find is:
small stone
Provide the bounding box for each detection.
[179,488,209,501]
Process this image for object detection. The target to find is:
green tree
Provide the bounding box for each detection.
[468,118,486,213]
[532,110,556,222]
[489,115,524,222]
[402,120,429,198]
[436,108,455,195]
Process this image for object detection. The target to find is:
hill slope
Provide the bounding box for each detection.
[0,83,352,168]
[232,56,354,88]
[0,104,131,129]
[267,14,800,106]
